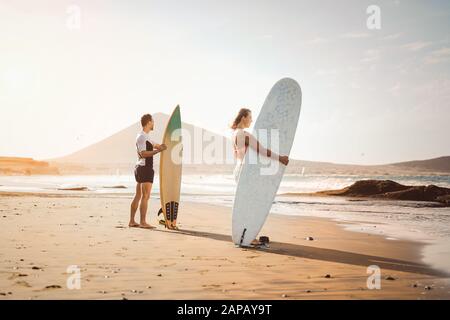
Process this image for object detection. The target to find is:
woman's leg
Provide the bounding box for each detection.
[129,183,142,227]
[139,182,154,228]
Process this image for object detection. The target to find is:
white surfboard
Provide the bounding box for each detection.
[232,78,302,246]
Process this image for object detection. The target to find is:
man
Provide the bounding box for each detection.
[129,114,166,229]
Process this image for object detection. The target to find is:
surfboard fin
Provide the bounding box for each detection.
[157,208,163,216]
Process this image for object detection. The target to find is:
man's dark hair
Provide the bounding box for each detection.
[141,114,153,127]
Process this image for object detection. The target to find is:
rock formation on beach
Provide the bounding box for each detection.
[315,180,450,206]
[0,157,59,175]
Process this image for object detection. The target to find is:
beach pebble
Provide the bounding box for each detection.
[99,290,107,294]
[122,297,128,300]
[324,274,331,278]
[147,286,152,289]
[305,236,314,241]
[157,274,162,277]
[424,285,433,290]
[412,283,418,288]
[385,276,396,281]
[281,294,288,298]
[305,290,311,293]
[31,266,41,270]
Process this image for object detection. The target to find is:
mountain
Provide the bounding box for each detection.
[50,112,235,173]
[49,113,450,175]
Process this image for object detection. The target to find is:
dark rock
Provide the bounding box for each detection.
[385,276,396,281]
[317,180,450,206]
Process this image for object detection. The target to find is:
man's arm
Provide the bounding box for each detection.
[139,144,167,158]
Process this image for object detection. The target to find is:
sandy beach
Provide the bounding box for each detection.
[0,191,449,300]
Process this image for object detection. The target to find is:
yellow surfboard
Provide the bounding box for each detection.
[158,105,182,229]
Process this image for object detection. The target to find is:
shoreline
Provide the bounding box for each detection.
[1,192,449,299]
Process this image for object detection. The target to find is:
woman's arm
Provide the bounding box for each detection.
[246,133,278,158]
[246,133,289,165]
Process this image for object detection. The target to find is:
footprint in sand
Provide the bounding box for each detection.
[44,285,62,289]
[15,280,31,288]
[8,273,28,280]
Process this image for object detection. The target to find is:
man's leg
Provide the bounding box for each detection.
[129,183,141,227]
[139,182,154,228]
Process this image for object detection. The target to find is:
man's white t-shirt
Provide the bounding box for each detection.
[136,131,156,166]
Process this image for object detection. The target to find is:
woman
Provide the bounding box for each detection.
[231,108,289,183]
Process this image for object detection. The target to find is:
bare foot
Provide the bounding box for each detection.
[139,223,155,229]
[129,221,140,228]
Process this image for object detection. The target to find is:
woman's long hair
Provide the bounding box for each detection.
[231,108,251,130]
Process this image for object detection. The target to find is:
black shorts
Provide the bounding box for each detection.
[134,165,154,183]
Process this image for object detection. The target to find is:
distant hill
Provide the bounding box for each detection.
[48,113,450,175]
[0,157,59,175]
[390,156,450,173]
[287,157,450,175]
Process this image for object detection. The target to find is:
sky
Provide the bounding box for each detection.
[0,0,449,165]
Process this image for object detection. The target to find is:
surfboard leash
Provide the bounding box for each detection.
[239,228,247,247]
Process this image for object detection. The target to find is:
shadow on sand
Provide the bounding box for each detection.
[155,228,447,277]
